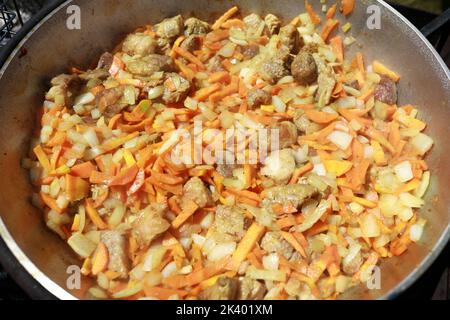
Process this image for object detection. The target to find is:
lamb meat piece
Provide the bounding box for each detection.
[279,24,302,54]
[247,88,271,108]
[125,54,174,77]
[131,203,170,248]
[260,231,295,259]
[184,17,210,36]
[273,121,298,148]
[182,177,213,208]
[260,57,289,84]
[262,184,318,208]
[291,51,318,85]
[212,205,245,241]
[238,277,266,300]
[100,231,129,279]
[122,33,157,56]
[374,76,397,105]
[216,164,237,178]
[199,277,239,300]
[207,55,225,72]
[47,74,83,107]
[95,86,124,113]
[180,35,202,53]
[155,15,184,39]
[162,73,191,104]
[241,44,260,60]
[264,14,281,35]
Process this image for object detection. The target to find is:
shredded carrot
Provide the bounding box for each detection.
[173,46,205,70]
[341,0,356,16]
[211,6,239,30]
[330,36,344,63]
[305,109,339,124]
[321,19,340,42]
[91,242,109,276]
[85,199,108,229]
[289,162,314,184]
[108,164,139,186]
[326,4,338,19]
[71,161,96,179]
[171,199,199,228]
[281,231,307,258]
[305,0,321,25]
[229,223,265,271]
[193,83,221,101]
[143,286,188,300]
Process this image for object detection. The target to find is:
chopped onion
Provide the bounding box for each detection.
[74,92,95,106]
[207,242,236,262]
[414,171,430,198]
[296,199,329,232]
[410,133,434,156]
[83,128,99,147]
[262,253,279,271]
[394,161,413,183]
[142,244,167,272]
[272,96,286,113]
[379,194,400,217]
[399,192,424,208]
[148,86,164,99]
[67,233,96,258]
[161,261,177,278]
[327,131,353,150]
[360,213,381,238]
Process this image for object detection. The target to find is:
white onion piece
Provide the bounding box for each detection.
[327,131,353,150]
[394,161,414,183]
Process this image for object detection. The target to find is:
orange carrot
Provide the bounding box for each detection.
[92,242,109,275]
[150,170,184,185]
[40,192,64,214]
[281,231,307,258]
[33,145,51,172]
[208,71,231,84]
[341,0,356,16]
[71,161,96,179]
[321,19,340,42]
[109,164,139,186]
[85,199,108,229]
[326,4,337,19]
[305,0,321,25]
[305,109,339,124]
[330,36,344,63]
[143,286,188,300]
[173,46,205,70]
[289,162,314,184]
[211,6,239,30]
[193,83,221,101]
[146,176,183,195]
[65,174,90,201]
[171,199,199,228]
[229,223,265,270]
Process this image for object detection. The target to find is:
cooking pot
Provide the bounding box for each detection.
[0,0,449,299]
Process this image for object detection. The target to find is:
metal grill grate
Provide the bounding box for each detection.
[0,0,23,46]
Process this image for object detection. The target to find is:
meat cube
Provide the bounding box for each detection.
[342,251,363,275]
[261,149,296,182]
[155,15,184,39]
[241,44,260,60]
[183,177,213,208]
[262,184,318,208]
[294,109,323,134]
[274,121,298,148]
[180,35,202,53]
[279,24,302,54]
[47,74,82,107]
[374,76,397,105]
[315,72,336,107]
[213,205,245,241]
[238,277,266,300]
[125,54,174,76]
[264,14,281,35]
[199,277,239,300]
[247,88,271,109]
[260,231,295,259]
[122,33,157,56]
[100,231,129,279]
[260,57,288,84]
[96,86,124,113]
[291,51,318,85]
[184,17,210,36]
[132,203,170,248]
[243,13,263,29]
[162,73,191,104]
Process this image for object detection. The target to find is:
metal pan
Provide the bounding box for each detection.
[0,0,449,299]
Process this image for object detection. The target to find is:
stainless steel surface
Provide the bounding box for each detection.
[0,0,449,300]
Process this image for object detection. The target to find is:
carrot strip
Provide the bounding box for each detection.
[305,0,321,25]
[321,19,340,42]
[150,170,184,185]
[281,231,307,258]
[40,192,64,214]
[289,162,314,184]
[326,3,337,19]
[330,36,344,63]
[71,161,96,179]
[341,0,356,16]
[143,286,188,300]
[85,199,108,229]
[228,223,265,271]
[109,164,139,186]
[212,6,239,30]
[92,242,109,275]
[33,145,51,172]
[171,199,199,228]
[208,71,231,84]
[305,109,339,124]
[173,46,205,70]
[193,83,221,101]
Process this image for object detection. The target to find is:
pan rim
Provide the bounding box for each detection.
[0,0,448,300]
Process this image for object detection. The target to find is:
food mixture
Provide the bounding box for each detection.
[24,1,434,300]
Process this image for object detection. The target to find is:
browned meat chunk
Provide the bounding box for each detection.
[131,203,170,248]
[199,277,239,300]
[279,24,302,54]
[375,76,397,105]
[260,231,294,259]
[97,52,114,70]
[243,13,263,29]
[162,73,191,104]
[247,88,271,108]
[264,14,281,35]
[260,57,288,84]
[262,184,318,208]
[207,55,224,72]
[47,74,82,107]
[238,277,266,300]
[100,231,129,279]
[275,121,298,148]
[291,51,318,85]
[212,205,245,241]
[184,17,210,36]
[216,164,237,178]
[96,86,124,113]
[125,54,174,76]
[180,35,202,53]
[347,80,361,90]
[183,177,213,208]
[241,44,260,60]
[155,15,184,39]
[122,33,156,56]
[294,109,323,134]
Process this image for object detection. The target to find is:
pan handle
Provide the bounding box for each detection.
[420,8,450,52]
